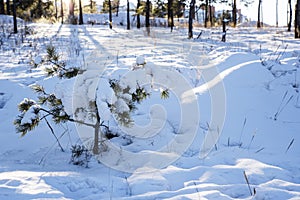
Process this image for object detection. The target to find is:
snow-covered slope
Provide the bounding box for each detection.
[0,21,300,199]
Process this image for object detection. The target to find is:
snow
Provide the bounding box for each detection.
[20,104,40,125]
[1,14,300,199]
[136,56,146,66]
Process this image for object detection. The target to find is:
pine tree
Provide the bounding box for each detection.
[15,54,169,157]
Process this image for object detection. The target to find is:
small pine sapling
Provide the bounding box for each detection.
[70,144,92,167]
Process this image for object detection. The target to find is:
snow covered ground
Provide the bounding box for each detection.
[1,17,300,199]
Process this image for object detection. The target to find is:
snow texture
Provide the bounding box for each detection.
[1,14,300,199]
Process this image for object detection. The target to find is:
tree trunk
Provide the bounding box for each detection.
[61,0,64,24]
[108,0,112,29]
[116,0,120,16]
[296,0,300,38]
[6,0,10,15]
[232,0,237,27]
[221,12,226,42]
[146,0,150,35]
[205,0,208,28]
[257,0,261,28]
[209,0,213,27]
[288,0,292,31]
[79,0,84,25]
[69,0,74,17]
[13,0,17,34]
[0,0,4,14]
[55,0,58,20]
[276,0,278,27]
[168,0,174,32]
[137,0,141,29]
[127,0,130,30]
[90,0,93,12]
[188,0,195,38]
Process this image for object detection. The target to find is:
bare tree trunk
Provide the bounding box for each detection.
[257,0,261,28]
[108,0,112,29]
[288,0,292,31]
[116,0,120,16]
[69,0,74,17]
[296,0,300,38]
[61,0,64,24]
[127,0,130,30]
[222,12,226,42]
[6,0,10,15]
[90,0,93,12]
[13,0,17,33]
[205,0,208,28]
[0,0,4,14]
[233,0,237,27]
[146,0,150,35]
[276,0,278,27]
[209,0,213,27]
[79,0,84,25]
[55,0,58,20]
[137,0,141,29]
[168,0,174,32]
[188,0,195,38]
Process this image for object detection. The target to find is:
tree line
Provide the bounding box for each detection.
[0,0,300,38]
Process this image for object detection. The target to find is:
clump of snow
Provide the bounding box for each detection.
[33,55,42,65]
[115,99,130,113]
[20,104,40,125]
[136,56,146,66]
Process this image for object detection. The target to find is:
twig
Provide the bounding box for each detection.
[247,130,257,150]
[44,117,65,152]
[38,128,68,165]
[239,118,247,147]
[193,181,201,200]
[274,95,293,120]
[275,44,288,63]
[274,91,293,120]
[255,147,264,153]
[285,138,294,153]
[243,171,253,196]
